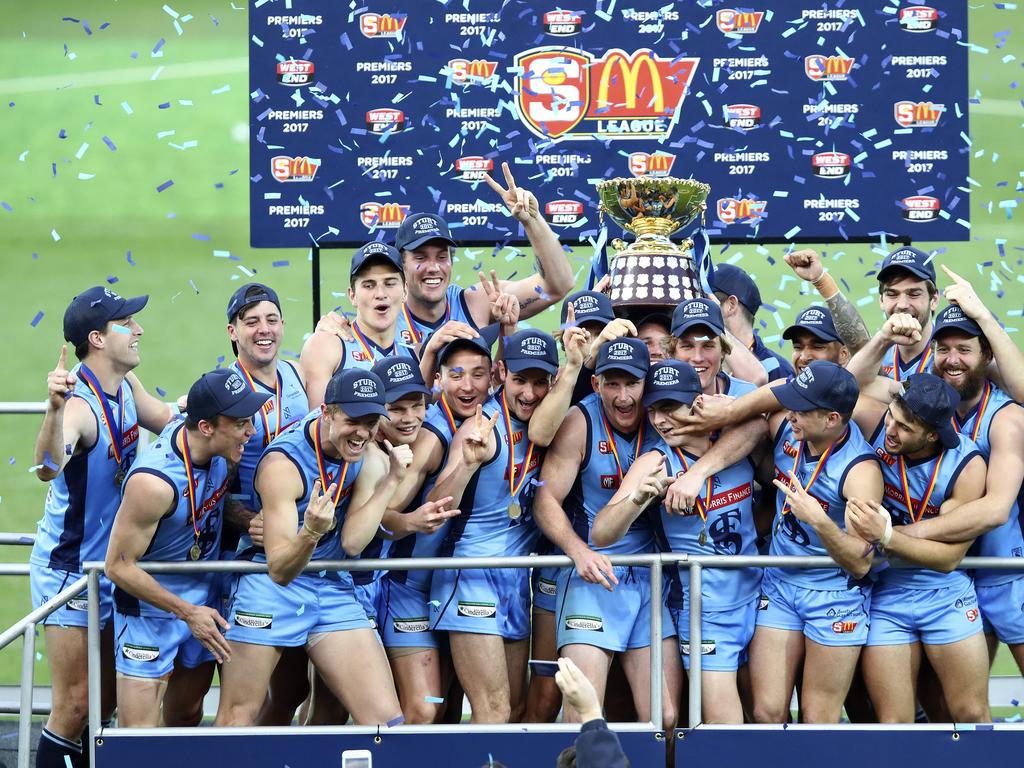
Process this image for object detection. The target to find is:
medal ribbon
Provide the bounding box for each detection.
[439,394,458,433]
[952,381,990,443]
[501,390,535,503]
[313,417,348,507]
[77,364,125,465]
[898,452,945,523]
[893,346,933,383]
[782,427,848,514]
[671,447,714,524]
[351,321,385,363]
[401,300,451,347]
[236,362,281,447]
[599,411,645,481]
[181,428,210,545]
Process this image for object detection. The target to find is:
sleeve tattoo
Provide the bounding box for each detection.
[826,291,871,355]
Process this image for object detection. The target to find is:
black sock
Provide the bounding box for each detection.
[36,728,82,768]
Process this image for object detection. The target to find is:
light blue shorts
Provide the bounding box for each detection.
[114,611,213,678]
[225,572,371,647]
[555,566,674,653]
[532,567,562,614]
[755,569,871,647]
[867,581,982,646]
[30,564,112,629]
[429,567,531,641]
[671,597,758,671]
[354,579,383,631]
[978,578,1024,644]
[380,577,441,650]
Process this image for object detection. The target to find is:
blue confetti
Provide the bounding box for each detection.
[30,311,44,327]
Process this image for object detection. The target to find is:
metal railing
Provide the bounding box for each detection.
[3,542,1024,767]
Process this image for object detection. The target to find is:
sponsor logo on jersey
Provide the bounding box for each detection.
[805,55,854,81]
[448,58,499,85]
[627,151,676,177]
[108,424,139,459]
[271,156,320,182]
[716,9,764,34]
[811,151,851,179]
[457,601,497,618]
[954,595,977,609]
[565,615,604,631]
[455,156,494,182]
[360,202,410,229]
[598,440,612,454]
[234,610,273,629]
[832,620,859,633]
[544,199,584,225]
[360,12,408,39]
[680,640,717,655]
[514,47,699,140]
[122,643,160,662]
[758,595,769,610]
[538,578,557,596]
[276,59,314,86]
[366,108,406,133]
[544,10,583,36]
[725,103,761,129]
[717,197,767,224]
[900,195,940,222]
[894,100,943,128]
[600,474,620,490]
[392,617,430,633]
[965,608,979,622]
[67,597,89,612]
[899,6,938,32]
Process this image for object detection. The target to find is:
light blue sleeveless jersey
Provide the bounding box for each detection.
[565,393,654,555]
[441,391,540,558]
[334,321,418,373]
[653,440,761,611]
[769,420,879,590]
[870,423,981,590]
[32,363,140,571]
[396,285,478,347]
[113,423,229,618]
[880,346,932,381]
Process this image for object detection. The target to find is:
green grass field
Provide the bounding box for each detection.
[1,2,1022,705]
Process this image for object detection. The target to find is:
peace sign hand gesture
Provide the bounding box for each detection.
[479,270,520,330]
[772,471,827,525]
[461,404,499,467]
[484,162,539,223]
[304,478,339,537]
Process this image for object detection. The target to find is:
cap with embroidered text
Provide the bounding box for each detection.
[371,358,432,403]
[931,304,982,341]
[323,369,388,419]
[504,329,559,375]
[783,306,843,344]
[595,338,649,379]
[643,361,703,407]
[772,360,859,414]
[671,298,725,338]
[877,246,936,284]
[226,283,281,322]
[185,369,271,422]
[561,290,615,327]
[437,323,500,367]
[395,213,457,252]
[710,264,761,316]
[351,241,403,279]
[63,287,149,346]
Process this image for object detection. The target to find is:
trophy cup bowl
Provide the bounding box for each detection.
[595,177,711,311]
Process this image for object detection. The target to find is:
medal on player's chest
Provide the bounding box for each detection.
[507,502,522,520]
[500,391,533,521]
[113,464,126,488]
[189,541,202,561]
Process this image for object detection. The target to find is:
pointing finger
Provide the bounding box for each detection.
[57,344,68,370]
[566,302,577,326]
[383,439,395,453]
[940,264,965,285]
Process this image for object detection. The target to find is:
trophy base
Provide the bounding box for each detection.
[609,250,702,310]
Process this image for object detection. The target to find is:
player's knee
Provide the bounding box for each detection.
[950,699,989,723]
[400,696,438,725]
[215,701,259,727]
[661,699,678,731]
[50,685,90,732]
[752,700,787,724]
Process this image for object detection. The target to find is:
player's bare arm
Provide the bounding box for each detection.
[299,331,344,408]
[427,405,499,509]
[258,451,325,585]
[591,450,668,547]
[341,441,412,556]
[35,345,96,481]
[126,371,176,433]
[786,248,871,354]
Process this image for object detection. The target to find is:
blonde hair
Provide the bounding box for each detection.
[662,333,732,357]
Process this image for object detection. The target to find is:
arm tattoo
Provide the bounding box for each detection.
[826,291,871,355]
[520,296,540,310]
[535,256,547,281]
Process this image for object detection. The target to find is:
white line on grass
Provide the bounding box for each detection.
[0,57,247,95]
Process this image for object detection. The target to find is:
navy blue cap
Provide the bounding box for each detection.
[671,298,725,338]
[561,290,615,327]
[63,287,149,346]
[932,304,983,340]
[635,311,672,331]
[395,213,457,252]
[710,263,762,315]
[877,246,936,285]
[773,360,859,414]
[595,338,649,379]
[351,241,403,279]
[504,329,559,376]
[185,369,271,422]
[323,369,388,418]
[371,357,431,403]
[783,306,843,344]
[899,373,961,449]
[226,282,281,322]
[643,361,703,407]
[437,323,500,367]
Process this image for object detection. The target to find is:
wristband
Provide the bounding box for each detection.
[302,520,326,541]
[878,512,894,549]
[812,271,839,301]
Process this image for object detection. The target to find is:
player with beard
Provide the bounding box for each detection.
[596,360,765,723]
[376,328,500,721]
[874,248,939,380]
[750,361,883,724]
[428,330,561,723]
[31,287,174,768]
[533,339,680,729]
[393,163,573,347]
[105,369,269,726]
[841,373,989,723]
[216,370,407,726]
[301,243,417,407]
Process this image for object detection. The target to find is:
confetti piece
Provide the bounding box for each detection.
[156,180,174,192]
[424,696,445,704]
[102,136,117,151]
[51,229,60,241]
[272,260,289,267]
[121,101,133,115]
[386,715,405,728]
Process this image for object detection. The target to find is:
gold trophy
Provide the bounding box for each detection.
[595,177,711,309]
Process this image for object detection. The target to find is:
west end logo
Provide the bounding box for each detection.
[514,47,699,141]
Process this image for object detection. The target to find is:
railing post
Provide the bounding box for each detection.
[649,556,662,731]
[688,562,702,728]
[18,623,35,768]
[87,568,101,767]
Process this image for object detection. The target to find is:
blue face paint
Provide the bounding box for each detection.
[111,323,132,335]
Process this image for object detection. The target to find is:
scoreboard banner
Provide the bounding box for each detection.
[248,2,969,248]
